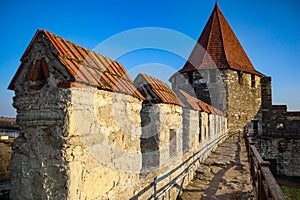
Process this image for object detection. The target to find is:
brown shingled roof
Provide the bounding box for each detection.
[8,30,145,100]
[286,112,300,117]
[179,90,224,116]
[134,73,183,106]
[179,3,264,76]
[0,117,19,130]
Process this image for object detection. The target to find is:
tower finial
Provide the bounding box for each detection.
[215,0,219,7]
[214,0,220,10]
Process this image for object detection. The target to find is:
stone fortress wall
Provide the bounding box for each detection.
[8,2,300,197]
[8,31,228,200]
[171,69,263,134]
[257,76,300,177]
[171,68,300,178]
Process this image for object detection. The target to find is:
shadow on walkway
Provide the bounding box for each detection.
[179,134,253,200]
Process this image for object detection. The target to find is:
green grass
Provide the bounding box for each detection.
[280,185,300,200]
[0,142,12,182]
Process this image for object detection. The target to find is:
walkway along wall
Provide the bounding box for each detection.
[8,30,228,199]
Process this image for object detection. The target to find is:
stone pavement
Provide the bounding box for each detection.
[179,134,254,200]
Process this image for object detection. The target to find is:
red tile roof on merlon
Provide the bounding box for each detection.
[8,30,145,100]
[134,73,183,106]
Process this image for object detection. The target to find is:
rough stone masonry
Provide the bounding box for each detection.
[8,30,228,199]
[8,3,300,199]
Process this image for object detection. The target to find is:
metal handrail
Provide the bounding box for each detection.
[151,133,230,199]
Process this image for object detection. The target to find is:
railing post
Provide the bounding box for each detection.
[259,161,270,200]
[257,170,263,200]
[153,177,157,200]
[250,153,255,187]
[249,140,255,161]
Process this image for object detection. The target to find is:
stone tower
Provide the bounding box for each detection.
[170,3,265,133]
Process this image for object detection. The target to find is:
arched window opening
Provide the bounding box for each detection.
[25,59,49,90]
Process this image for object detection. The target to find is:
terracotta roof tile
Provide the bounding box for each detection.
[8,30,145,100]
[0,117,19,130]
[179,90,224,116]
[134,73,183,106]
[179,3,264,77]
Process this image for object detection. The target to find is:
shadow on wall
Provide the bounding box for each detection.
[135,98,227,199]
[140,103,160,171]
[182,108,191,153]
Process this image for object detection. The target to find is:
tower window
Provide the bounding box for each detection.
[210,70,216,83]
[188,72,193,84]
[172,76,176,85]
[251,74,255,88]
[193,71,201,84]
[238,71,244,85]
[204,70,209,82]
[183,73,189,84]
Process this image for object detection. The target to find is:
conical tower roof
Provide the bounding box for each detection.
[179,3,264,76]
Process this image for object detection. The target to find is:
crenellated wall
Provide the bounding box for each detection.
[10,81,228,200]
[257,76,300,177]
[8,29,230,200]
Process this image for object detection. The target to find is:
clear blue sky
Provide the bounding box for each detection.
[0,0,299,117]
